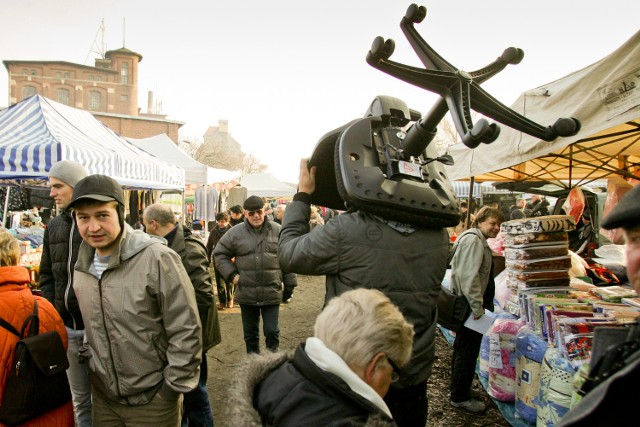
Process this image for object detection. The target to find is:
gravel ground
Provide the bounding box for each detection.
[206,274,510,426]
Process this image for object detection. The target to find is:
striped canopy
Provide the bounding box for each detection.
[0,95,184,190]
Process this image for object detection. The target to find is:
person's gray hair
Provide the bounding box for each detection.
[314,288,414,368]
[143,203,176,226]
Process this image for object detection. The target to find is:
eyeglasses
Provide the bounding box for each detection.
[386,354,401,382]
[246,209,263,217]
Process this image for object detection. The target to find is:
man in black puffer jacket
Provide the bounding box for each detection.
[39,160,92,427]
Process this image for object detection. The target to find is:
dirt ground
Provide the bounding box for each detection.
[206,275,510,427]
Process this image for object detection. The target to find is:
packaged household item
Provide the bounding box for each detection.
[515,326,548,425]
[589,285,637,303]
[487,318,526,402]
[504,231,568,247]
[504,245,569,260]
[506,256,572,271]
[501,215,576,235]
[536,347,577,426]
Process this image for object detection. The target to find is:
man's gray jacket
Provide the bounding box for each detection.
[74,224,202,406]
[279,199,449,386]
[214,217,296,306]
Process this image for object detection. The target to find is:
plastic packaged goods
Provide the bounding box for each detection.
[501,215,576,235]
[515,326,548,424]
[504,231,568,247]
[536,348,577,426]
[588,285,638,303]
[504,245,569,260]
[487,318,526,402]
[506,256,571,271]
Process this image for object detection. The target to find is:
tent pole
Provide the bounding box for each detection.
[2,187,10,228]
[203,184,208,236]
[467,176,474,227]
[181,191,186,225]
[569,145,573,186]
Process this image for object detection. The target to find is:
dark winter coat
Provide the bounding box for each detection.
[170,224,221,351]
[214,218,296,306]
[205,224,230,261]
[228,345,396,427]
[278,199,448,386]
[38,209,84,330]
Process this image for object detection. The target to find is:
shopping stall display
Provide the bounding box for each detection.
[442,214,638,425]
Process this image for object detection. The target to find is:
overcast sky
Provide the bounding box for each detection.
[1,0,637,183]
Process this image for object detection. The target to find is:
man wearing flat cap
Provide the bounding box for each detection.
[69,174,202,426]
[558,184,640,427]
[214,195,297,354]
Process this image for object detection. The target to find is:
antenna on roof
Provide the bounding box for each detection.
[122,17,126,47]
[84,19,106,64]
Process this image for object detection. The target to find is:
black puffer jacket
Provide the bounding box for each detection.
[39,209,84,329]
[214,218,297,306]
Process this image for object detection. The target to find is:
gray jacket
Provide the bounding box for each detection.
[74,224,202,406]
[450,228,492,318]
[214,217,296,306]
[278,200,449,385]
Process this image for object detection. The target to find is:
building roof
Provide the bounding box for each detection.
[105,47,143,62]
[3,59,118,73]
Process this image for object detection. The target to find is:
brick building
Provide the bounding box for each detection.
[3,47,183,142]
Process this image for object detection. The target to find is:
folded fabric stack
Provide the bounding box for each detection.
[500,215,576,318]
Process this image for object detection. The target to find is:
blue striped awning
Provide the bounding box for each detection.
[0,95,184,190]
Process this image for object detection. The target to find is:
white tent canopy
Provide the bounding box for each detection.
[0,95,184,190]
[127,134,240,185]
[240,172,296,198]
[446,30,640,184]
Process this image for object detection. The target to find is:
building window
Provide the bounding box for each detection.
[57,88,71,105]
[56,72,62,79]
[22,85,37,100]
[22,68,28,75]
[120,94,129,102]
[31,69,36,76]
[121,63,129,84]
[64,72,70,79]
[88,75,94,81]
[88,91,102,110]
[95,75,102,82]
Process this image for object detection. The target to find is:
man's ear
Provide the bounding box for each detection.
[364,352,386,383]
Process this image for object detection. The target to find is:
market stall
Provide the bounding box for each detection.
[446,30,640,186]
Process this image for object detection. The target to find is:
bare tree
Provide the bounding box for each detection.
[195,143,243,171]
[178,137,202,158]
[242,153,268,175]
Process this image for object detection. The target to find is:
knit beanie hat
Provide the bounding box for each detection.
[48,160,88,187]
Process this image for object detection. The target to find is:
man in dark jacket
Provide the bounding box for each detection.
[278,159,449,427]
[214,195,297,354]
[38,160,92,427]
[143,203,221,427]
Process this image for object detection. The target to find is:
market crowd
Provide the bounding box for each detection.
[0,158,639,427]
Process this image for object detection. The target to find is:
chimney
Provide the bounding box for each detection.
[219,119,228,133]
[148,91,154,114]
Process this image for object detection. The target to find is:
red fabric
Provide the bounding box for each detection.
[0,266,74,427]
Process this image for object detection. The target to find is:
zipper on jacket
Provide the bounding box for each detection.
[64,214,77,330]
[98,275,122,397]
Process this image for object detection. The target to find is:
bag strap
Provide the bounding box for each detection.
[20,299,39,338]
[0,299,38,338]
[0,317,20,337]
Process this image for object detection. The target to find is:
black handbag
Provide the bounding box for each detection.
[0,299,71,425]
[437,286,470,332]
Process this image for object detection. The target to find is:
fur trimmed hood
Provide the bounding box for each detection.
[227,348,396,427]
